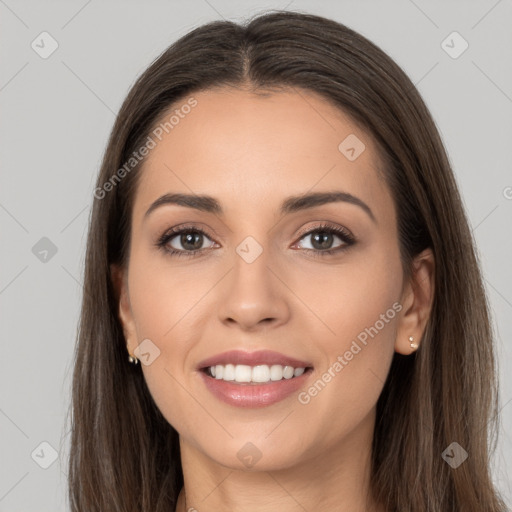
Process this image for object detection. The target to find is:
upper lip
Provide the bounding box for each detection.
[197,350,313,370]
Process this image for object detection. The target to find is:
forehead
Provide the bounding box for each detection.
[132,87,393,224]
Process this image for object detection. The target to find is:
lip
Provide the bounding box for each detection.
[198,367,314,408]
[196,349,313,370]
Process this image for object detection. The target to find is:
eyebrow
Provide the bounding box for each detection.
[144,191,376,223]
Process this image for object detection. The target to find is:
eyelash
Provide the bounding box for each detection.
[155,222,356,259]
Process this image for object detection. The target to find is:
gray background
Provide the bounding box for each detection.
[1,0,511,510]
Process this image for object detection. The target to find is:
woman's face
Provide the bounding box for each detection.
[114,87,427,471]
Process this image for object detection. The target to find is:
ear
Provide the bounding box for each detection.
[110,263,138,356]
[395,248,435,355]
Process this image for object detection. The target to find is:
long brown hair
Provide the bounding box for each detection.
[67,10,507,511]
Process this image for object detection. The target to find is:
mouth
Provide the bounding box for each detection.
[196,350,314,408]
[200,363,314,384]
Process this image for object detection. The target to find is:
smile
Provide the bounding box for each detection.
[198,365,314,408]
[205,363,308,383]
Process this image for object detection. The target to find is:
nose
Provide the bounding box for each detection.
[217,247,290,332]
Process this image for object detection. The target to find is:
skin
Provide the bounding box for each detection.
[111,87,435,512]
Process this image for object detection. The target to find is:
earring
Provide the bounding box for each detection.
[128,353,139,364]
[409,336,418,350]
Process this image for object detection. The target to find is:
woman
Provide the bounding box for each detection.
[67,10,508,511]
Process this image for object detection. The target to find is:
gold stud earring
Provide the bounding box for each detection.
[409,336,418,350]
[128,352,139,364]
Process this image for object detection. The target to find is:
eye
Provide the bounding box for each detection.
[156,225,217,258]
[293,223,355,256]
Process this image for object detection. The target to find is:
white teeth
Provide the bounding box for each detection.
[223,364,235,381]
[282,366,294,379]
[208,364,307,383]
[235,365,252,382]
[252,365,270,382]
[270,364,283,381]
[294,367,305,377]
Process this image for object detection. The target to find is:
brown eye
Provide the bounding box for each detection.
[156,226,217,258]
[302,230,341,250]
[171,231,206,251]
[293,223,355,257]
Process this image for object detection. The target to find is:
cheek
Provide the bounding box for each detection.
[125,246,232,430]
[127,245,212,346]
[294,245,402,413]
[292,245,402,353]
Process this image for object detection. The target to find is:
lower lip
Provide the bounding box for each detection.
[199,369,313,408]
